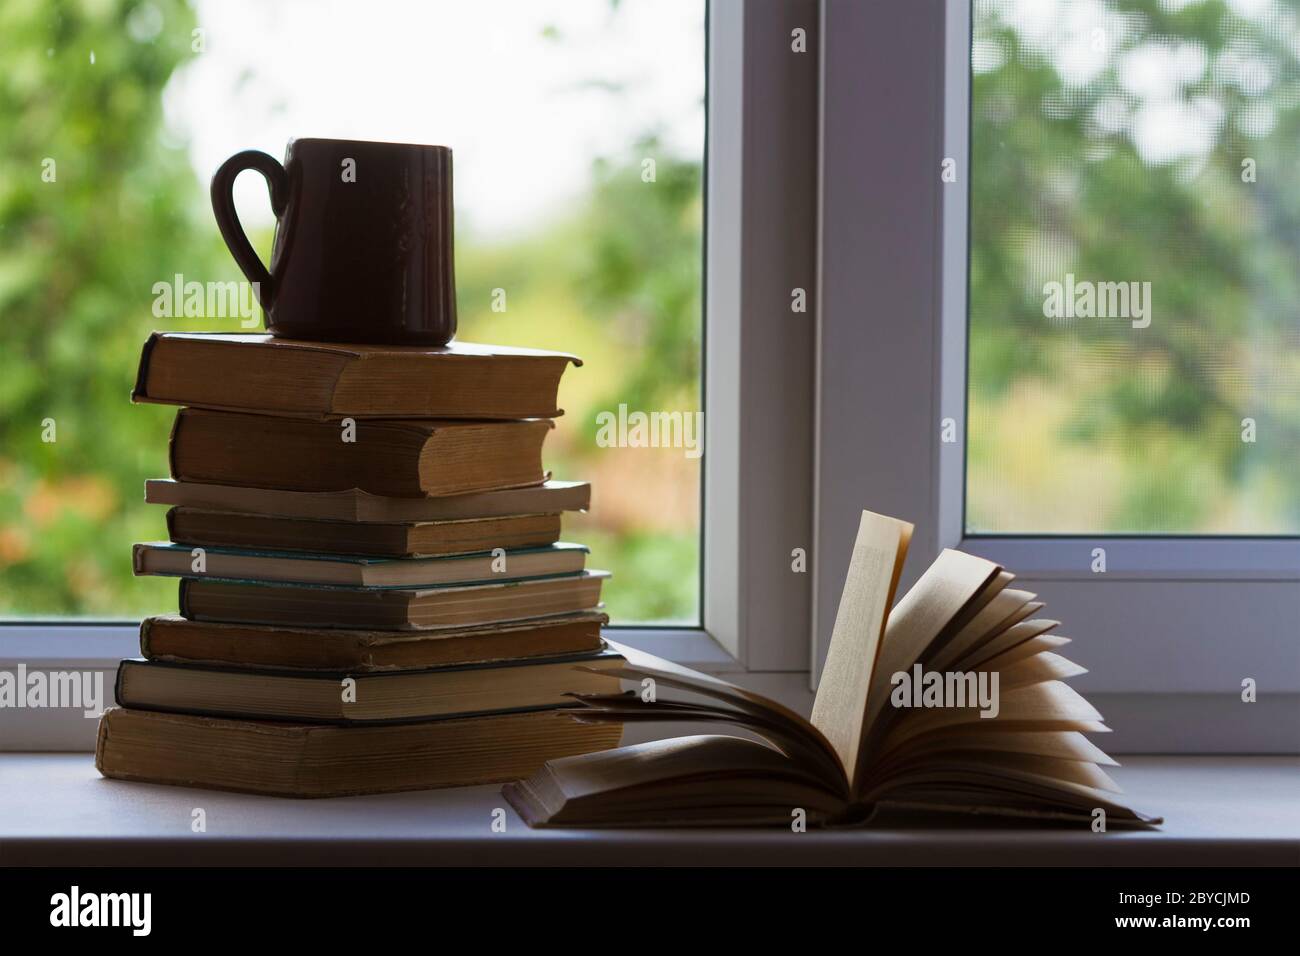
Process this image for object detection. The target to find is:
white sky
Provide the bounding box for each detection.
[162,0,705,238]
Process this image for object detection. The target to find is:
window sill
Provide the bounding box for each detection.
[2,754,1295,865]
[0,624,737,671]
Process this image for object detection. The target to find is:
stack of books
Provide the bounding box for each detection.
[95,332,624,797]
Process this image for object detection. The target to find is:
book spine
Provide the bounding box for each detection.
[138,618,153,659]
[130,331,161,403]
[164,507,179,543]
[327,356,357,418]
[177,578,193,619]
[113,661,130,709]
[167,409,184,479]
[92,708,112,773]
[547,359,579,418]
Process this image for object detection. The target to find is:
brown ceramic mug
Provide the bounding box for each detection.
[210,138,457,345]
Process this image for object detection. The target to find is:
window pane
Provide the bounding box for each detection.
[967,0,1300,534]
[0,0,704,621]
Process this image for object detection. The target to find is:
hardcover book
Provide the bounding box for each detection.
[164,507,563,558]
[134,332,580,420]
[143,478,592,523]
[96,707,623,797]
[138,611,608,671]
[114,648,624,724]
[168,408,552,497]
[178,570,610,630]
[133,541,588,588]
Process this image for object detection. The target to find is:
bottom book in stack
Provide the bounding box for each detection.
[96,611,624,797]
[97,707,624,798]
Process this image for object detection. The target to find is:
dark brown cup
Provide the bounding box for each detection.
[210,138,457,345]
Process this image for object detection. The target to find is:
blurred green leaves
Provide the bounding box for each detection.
[1,0,224,614]
[1,0,703,621]
[967,0,1300,534]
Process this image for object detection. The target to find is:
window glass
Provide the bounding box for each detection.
[0,0,705,621]
[967,0,1300,534]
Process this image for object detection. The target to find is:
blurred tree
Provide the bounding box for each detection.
[578,135,703,419]
[968,0,1300,533]
[1,0,705,621]
[458,140,704,624]
[0,0,229,613]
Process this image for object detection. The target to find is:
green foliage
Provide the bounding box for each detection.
[0,0,228,615]
[0,1,704,621]
[579,138,703,417]
[578,528,699,624]
[458,138,703,623]
[968,0,1300,533]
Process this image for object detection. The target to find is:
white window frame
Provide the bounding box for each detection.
[812,0,1299,753]
[17,0,1290,758]
[553,0,820,680]
[1,0,824,750]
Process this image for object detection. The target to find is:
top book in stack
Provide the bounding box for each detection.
[133,332,581,420]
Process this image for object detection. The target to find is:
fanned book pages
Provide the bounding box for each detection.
[503,510,1162,829]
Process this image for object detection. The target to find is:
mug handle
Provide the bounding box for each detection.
[210,150,289,311]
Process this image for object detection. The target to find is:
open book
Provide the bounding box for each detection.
[503,510,1161,828]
